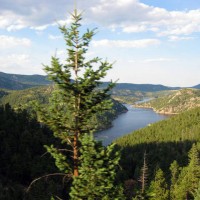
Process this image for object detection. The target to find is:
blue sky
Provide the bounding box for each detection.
[0,0,200,87]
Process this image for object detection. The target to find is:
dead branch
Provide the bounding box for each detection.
[26,173,72,192]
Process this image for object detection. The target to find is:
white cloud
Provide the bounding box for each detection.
[168,36,194,42]
[48,34,62,40]
[0,35,31,48]
[142,58,176,63]
[31,24,50,31]
[0,11,26,31]
[123,25,147,33]
[128,57,175,64]
[92,39,160,48]
[89,0,200,37]
[0,0,200,38]
[0,0,74,30]
[0,54,30,69]
[0,53,47,75]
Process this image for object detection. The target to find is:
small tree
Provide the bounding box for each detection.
[149,168,169,200]
[169,160,180,199]
[70,134,124,199]
[37,9,115,178]
[172,144,200,199]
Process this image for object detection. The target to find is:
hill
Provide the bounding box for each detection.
[193,84,200,89]
[109,83,180,92]
[0,85,128,130]
[115,107,200,182]
[107,82,180,104]
[0,86,53,107]
[0,72,180,92]
[135,88,200,114]
[0,76,35,90]
[0,72,51,90]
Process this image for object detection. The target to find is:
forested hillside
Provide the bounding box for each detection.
[135,88,200,114]
[102,82,180,92]
[115,107,200,199]
[0,86,53,107]
[0,72,51,90]
[0,86,127,130]
[0,104,62,199]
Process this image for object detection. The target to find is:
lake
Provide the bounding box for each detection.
[94,104,168,146]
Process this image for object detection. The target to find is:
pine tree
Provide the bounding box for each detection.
[36,9,115,178]
[171,144,200,200]
[187,143,200,196]
[170,160,180,199]
[148,168,169,200]
[69,134,125,200]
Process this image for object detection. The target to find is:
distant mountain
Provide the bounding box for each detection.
[0,72,51,90]
[0,76,34,90]
[193,84,200,89]
[102,82,180,92]
[0,71,181,92]
[136,88,200,114]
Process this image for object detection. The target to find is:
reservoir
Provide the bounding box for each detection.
[94,104,168,146]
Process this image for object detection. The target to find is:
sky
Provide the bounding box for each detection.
[0,0,200,87]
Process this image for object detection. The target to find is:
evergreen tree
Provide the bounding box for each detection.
[172,144,200,199]
[69,134,124,200]
[170,160,180,199]
[36,9,115,177]
[148,168,169,200]
[195,181,200,200]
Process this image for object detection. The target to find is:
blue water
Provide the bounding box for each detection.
[94,104,168,146]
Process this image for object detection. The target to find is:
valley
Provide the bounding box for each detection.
[0,71,200,199]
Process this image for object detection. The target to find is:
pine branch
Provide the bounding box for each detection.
[26,173,72,192]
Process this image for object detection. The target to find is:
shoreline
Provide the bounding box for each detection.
[133,104,178,115]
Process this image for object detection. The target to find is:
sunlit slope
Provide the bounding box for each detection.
[136,88,200,114]
[115,107,200,146]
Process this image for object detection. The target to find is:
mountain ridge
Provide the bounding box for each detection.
[0,71,199,92]
[0,72,51,90]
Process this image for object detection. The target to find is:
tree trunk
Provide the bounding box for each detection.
[73,132,79,176]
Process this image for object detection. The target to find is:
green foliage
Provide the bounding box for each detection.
[148,168,169,200]
[0,104,63,199]
[31,9,127,199]
[0,86,52,108]
[45,144,72,174]
[70,134,124,199]
[171,144,200,199]
[195,181,200,200]
[115,107,200,182]
[0,85,127,131]
[170,160,180,194]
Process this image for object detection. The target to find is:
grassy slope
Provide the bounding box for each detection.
[136,88,200,114]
